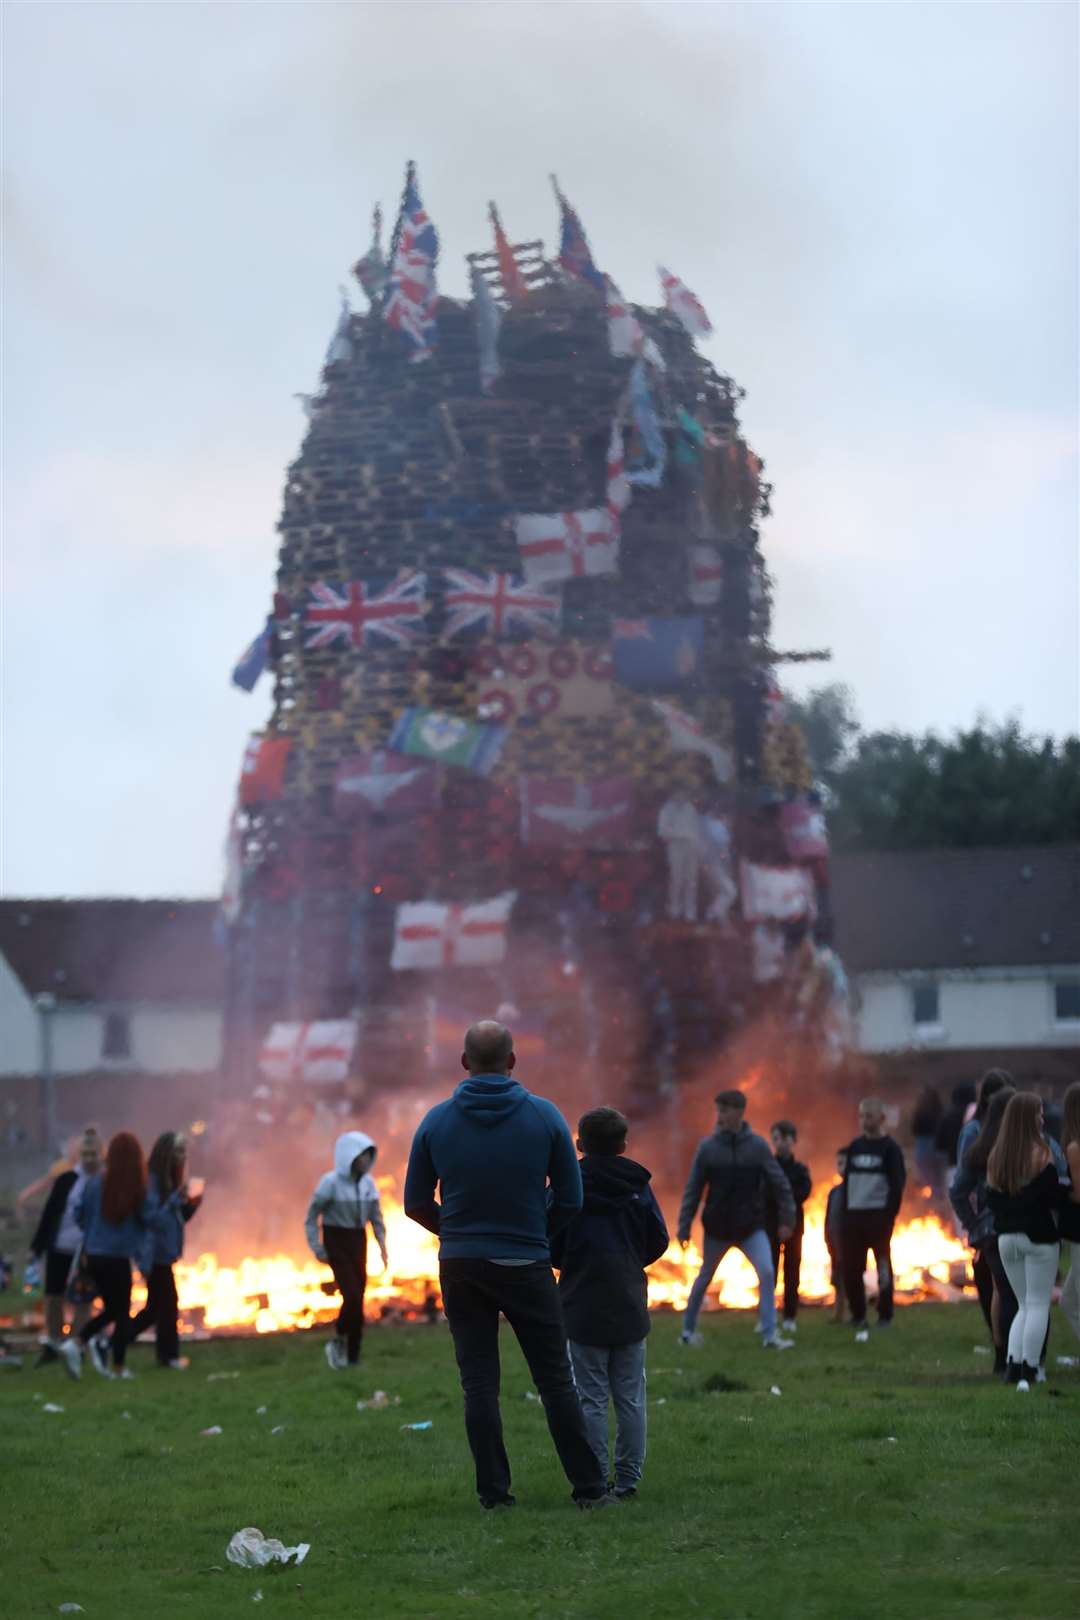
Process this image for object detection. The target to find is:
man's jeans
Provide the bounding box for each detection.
[439,1259,607,1505]
[568,1337,647,1492]
[682,1228,777,1339]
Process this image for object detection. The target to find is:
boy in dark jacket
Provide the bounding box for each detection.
[825,1149,848,1321]
[551,1107,668,1500]
[842,1098,906,1336]
[767,1121,812,1333]
[677,1089,796,1348]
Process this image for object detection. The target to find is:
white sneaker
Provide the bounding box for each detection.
[782,1319,797,1333]
[59,1340,82,1381]
[88,1335,113,1378]
[752,1321,764,1335]
[855,1329,870,1344]
[324,1338,347,1370]
[1016,1379,1031,1394]
[678,1331,703,1348]
[165,1358,190,1371]
[117,1367,135,1381]
[763,1336,794,1351]
[1035,1366,1047,1385]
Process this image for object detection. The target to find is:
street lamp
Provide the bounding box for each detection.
[33,992,57,1157]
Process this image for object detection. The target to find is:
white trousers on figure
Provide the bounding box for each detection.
[666,839,699,921]
[1060,1241,1080,1345]
[998,1232,1059,1368]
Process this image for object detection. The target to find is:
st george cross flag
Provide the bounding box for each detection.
[688,545,723,607]
[515,508,618,586]
[613,616,703,690]
[231,616,273,692]
[258,1022,304,1083]
[324,293,353,368]
[739,861,817,924]
[301,1020,358,1084]
[239,735,293,805]
[385,169,439,359]
[553,179,606,292]
[304,572,426,651]
[519,776,633,849]
[606,279,644,358]
[391,892,517,971]
[388,706,506,776]
[780,798,830,861]
[334,749,440,819]
[471,264,502,394]
[442,569,560,641]
[651,699,733,783]
[606,422,631,528]
[659,265,712,338]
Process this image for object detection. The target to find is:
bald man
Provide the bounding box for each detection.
[404,1021,608,1510]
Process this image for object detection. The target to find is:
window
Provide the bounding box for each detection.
[911,983,939,1026]
[102,1011,132,1061]
[1054,982,1080,1022]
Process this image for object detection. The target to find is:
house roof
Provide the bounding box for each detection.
[830,845,1080,974]
[0,900,224,1004]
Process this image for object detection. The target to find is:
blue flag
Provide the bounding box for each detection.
[612,616,704,691]
[231,618,273,692]
[626,359,666,488]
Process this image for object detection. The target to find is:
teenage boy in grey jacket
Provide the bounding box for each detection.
[677,1089,796,1349]
[305,1131,387,1369]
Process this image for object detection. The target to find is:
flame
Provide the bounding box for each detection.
[143,1178,970,1335]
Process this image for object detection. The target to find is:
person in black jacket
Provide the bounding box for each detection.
[29,1128,101,1367]
[767,1121,812,1332]
[677,1089,796,1348]
[842,1098,906,1336]
[985,1091,1063,1391]
[551,1107,668,1499]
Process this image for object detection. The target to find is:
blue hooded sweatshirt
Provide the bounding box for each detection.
[403,1074,582,1260]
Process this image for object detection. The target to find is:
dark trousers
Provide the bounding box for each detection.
[439,1258,607,1505]
[79,1255,133,1367]
[971,1247,994,1338]
[987,1237,1019,1356]
[323,1226,367,1362]
[769,1227,803,1320]
[842,1213,896,1324]
[127,1263,179,1364]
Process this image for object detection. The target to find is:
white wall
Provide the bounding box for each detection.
[853,966,1080,1055]
[9,1000,223,1076]
[0,954,39,1073]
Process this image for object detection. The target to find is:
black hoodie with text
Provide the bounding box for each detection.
[550,1155,669,1347]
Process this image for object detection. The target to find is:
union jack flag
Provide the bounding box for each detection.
[385,171,439,359]
[304,572,427,651]
[553,179,606,293]
[442,569,560,641]
[514,508,619,586]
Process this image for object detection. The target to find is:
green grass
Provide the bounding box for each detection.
[2,1305,1078,1619]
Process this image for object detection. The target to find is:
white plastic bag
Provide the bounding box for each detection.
[226,1528,310,1569]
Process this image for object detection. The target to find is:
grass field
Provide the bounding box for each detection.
[2,1302,1078,1620]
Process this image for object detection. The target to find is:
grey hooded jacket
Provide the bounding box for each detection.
[677,1122,796,1243]
[304,1131,386,1259]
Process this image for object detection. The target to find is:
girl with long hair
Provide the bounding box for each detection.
[985,1093,1061,1392]
[126,1132,203,1369]
[59,1131,149,1380]
[1059,1082,1080,1344]
[950,1085,1015,1374]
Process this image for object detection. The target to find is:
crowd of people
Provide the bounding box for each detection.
[18,1021,1080,1507]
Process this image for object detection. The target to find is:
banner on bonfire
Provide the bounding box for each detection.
[258,1020,358,1084]
[334,750,440,819]
[304,573,427,652]
[739,861,817,924]
[391,892,517,970]
[519,776,634,849]
[650,699,733,783]
[387,707,506,776]
[514,508,619,585]
[688,545,723,607]
[780,798,829,861]
[469,639,613,723]
[612,616,703,690]
[239,735,293,806]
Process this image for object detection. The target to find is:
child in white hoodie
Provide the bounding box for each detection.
[305,1131,388,1369]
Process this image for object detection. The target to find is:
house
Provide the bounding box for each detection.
[0,900,224,1162]
[831,845,1080,1092]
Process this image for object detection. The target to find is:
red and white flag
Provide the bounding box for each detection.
[334,750,439,819]
[688,544,723,607]
[515,508,618,586]
[442,569,560,641]
[659,265,712,338]
[391,892,517,971]
[780,799,829,861]
[258,1020,357,1083]
[651,699,733,783]
[739,861,817,924]
[519,776,633,848]
[304,572,426,651]
[239,735,293,806]
[606,278,644,358]
[606,422,631,528]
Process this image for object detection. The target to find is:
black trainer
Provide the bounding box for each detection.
[480,1494,516,1511]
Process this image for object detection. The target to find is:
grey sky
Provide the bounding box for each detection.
[2,1,1077,898]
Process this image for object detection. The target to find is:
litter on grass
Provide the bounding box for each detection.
[1056,1356,1078,1367]
[356,1390,399,1410]
[208,1372,240,1382]
[973,1346,991,1356]
[226,1528,310,1569]
[271,1425,286,1435]
[524,1391,539,1402]
[42,1402,65,1413]
[769,1386,782,1396]
[252,1593,263,1604]
[200,1426,223,1436]
[255,1405,268,1415]
[58,1607,84,1614]
[400,1421,433,1431]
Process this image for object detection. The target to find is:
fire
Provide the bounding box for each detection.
[151,1178,971,1335]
